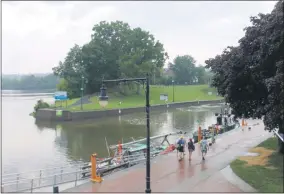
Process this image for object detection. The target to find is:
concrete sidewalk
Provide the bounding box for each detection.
[64,119,271,193]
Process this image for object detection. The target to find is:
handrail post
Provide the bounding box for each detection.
[75,171,78,186]
[90,153,102,183]
[53,175,57,186]
[30,179,33,193]
[39,170,42,186]
[16,173,19,191]
[60,167,63,180]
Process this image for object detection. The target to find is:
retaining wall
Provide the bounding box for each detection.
[35,99,224,122]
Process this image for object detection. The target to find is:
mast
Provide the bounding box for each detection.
[109,131,185,149]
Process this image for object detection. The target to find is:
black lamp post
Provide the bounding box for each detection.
[80,76,88,110]
[172,79,175,102]
[99,74,151,193]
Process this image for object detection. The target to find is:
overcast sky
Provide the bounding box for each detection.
[2,1,277,74]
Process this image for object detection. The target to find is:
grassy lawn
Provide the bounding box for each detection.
[230,137,283,192]
[52,98,78,108]
[64,85,222,111]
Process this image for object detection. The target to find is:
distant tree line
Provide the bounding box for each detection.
[157,55,213,85]
[2,74,59,90]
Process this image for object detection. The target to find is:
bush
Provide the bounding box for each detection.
[34,99,50,112]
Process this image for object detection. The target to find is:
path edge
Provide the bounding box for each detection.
[221,165,257,192]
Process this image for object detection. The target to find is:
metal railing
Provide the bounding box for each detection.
[1,146,173,193]
[2,168,90,193]
[1,162,89,190]
[1,151,165,193]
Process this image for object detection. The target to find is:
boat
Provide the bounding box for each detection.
[81,131,185,177]
[192,108,240,143]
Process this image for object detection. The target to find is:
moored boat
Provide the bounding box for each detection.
[192,110,240,143]
[81,131,185,177]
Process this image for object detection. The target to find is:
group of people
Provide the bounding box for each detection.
[176,136,209,161]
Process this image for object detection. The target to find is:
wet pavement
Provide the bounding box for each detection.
[64,119,272,193]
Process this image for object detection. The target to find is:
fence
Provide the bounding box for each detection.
[1,149,167,193]
[1,162,89,193]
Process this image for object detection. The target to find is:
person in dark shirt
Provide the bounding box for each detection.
[187,138,195,160]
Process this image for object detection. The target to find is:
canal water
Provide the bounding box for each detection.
[2,91,224,175]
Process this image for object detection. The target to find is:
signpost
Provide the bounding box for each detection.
[54,91,68,108]
[160,94,168,101]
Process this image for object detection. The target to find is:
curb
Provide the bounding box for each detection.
[221,165,257,192]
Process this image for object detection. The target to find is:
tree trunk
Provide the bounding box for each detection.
[278,139,284,154]
[278,126,284,154]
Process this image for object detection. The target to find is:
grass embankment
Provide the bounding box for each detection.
[60,85,222,111]
[53,98,78,107]
[230,137,283,192]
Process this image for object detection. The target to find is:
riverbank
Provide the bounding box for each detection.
[230,137,283,192]
[56,85,222,111]
[35,99,224,121]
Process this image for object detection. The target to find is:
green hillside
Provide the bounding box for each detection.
[62,85,222,111]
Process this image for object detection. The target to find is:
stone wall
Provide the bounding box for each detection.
[35,99,224,122]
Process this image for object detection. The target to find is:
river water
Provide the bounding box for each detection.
[2,91,224,175]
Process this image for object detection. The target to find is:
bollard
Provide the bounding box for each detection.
[198,126,202,143]
[117,141,122,162]
[216,125,219,134]
[90,153,103,183]
[53,186,59,193]
[241,118,245,131]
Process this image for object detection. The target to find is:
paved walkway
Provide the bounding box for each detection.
[64,119,272,193]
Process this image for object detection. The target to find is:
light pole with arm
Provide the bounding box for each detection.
[99,74,151,193]
[80,76,84,110]
[172,79,175,102]
[80,76,88,110]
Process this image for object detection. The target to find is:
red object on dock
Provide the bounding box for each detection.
[118,141,122,154]
[160,144,176,155]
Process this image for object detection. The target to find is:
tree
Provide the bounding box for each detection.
[170,55,197,84]
[205,0,284,153]
[53,21,168,97]
[193,65,207,84]
[52,44,85,98]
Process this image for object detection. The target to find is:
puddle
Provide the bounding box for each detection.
[242,152,259,157]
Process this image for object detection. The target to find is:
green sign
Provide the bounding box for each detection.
[56,110,63,117]
[56,124,62,130]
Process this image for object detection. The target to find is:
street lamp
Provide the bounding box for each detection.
[99,74,151,193]
[98,84,109,108]
[172,79,175,102]
[80,76,88,110]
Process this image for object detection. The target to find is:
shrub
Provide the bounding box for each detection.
[34,99,50,112]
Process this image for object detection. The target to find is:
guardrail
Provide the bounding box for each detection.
[2,162,89,183]
[1,168,90,193]
[1,146,174,193]
[1,152,164,193]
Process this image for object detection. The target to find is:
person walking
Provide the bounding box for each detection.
[187,138,195,160]
[177,136,186,160]
[200,137,209,160]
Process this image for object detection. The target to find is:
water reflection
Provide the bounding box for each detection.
[34,105,223,164]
